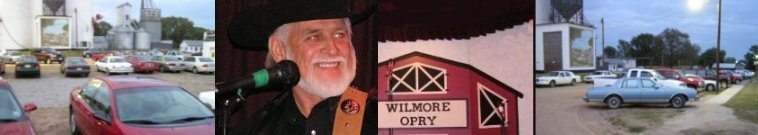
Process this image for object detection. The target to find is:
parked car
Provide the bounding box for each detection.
[2,51,22,64]
[60,57,91,77]
[15,56,40,78]
[684,74,718,91]
[682,69,730,88]
[82,48,105,58]
[95,56,134,75]
[535,71,582,87]
[583,77,699,109]
[593,68,685,88]
[183,56,215,74]
[720,70,743,84]
[124,55,159,73]
[69,76,214,135]
[584,70,617,83]
[153,56,185,73]
[165,51,186,60]
[0,80,37,135]
[656,69,704,90]
[32,47,64,64]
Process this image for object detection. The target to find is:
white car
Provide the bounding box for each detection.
[198,91,215,110]
[536,71,582,87]
[2,51,22,64]
[594,68,686,88]
[584,71,617,83]
[685,74,718,91]
[95,56,134,75]
[182,56,215,74]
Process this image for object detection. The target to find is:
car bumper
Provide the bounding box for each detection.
[195,67,215,72]
[135,66,160,72]
[108,68,134,73]
[166,66,184,71]
[535,80,550,85]
[65,69,90,75]
[16,69,40,75]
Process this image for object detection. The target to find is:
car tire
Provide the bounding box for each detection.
[106,68,111,75]
[70,106,81,135]
[606,96,622,109]
[571,79,576,85]
[670,95,686,108]
[707,84,715,91]
[193,67,198,74]
[719,81,728,89]
[161,66,167,72]
[45,58,51,64]
[549,80,556,87]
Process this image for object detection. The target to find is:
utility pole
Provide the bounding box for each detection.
[601,17,605,69]
[716,0,722,90]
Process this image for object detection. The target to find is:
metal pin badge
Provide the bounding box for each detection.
[340,99,360,115]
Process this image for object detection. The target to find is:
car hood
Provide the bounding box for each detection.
[0,119,34,135]
[119,120,214,135]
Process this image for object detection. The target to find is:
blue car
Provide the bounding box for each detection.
[583,77,699,109]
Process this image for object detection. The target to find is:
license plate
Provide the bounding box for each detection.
[76,68,82,71]
[24,65,30,68]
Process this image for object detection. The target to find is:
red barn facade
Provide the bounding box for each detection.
[377,52,524,135]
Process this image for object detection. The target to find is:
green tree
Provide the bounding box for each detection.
[187,27,208,40]
[94,21,112,36]
[743,45,758,71]
[617,33,660,66]
[161,16,196,49]
[724,57,737,63]
[603,46,618,58]
[657,28,700,67]
[700,47,726,68]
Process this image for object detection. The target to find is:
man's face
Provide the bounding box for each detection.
[285,19,356,98]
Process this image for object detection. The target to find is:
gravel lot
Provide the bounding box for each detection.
[536,82,758,135]
[5,58,214,135]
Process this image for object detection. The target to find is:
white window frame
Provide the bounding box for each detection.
[389,62,448,95]
[477,83,508,129]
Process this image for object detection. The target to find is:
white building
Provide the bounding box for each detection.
[0,0,93,50]
[535,0,596,72]
[180,40,203,54]
[202,31,215,58]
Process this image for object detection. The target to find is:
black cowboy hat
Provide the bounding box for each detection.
[228,0,377,50]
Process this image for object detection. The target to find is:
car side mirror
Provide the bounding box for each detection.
[23,103,37,112]
[93,110,112,125]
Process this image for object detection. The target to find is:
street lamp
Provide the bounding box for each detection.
[689,0,722,90]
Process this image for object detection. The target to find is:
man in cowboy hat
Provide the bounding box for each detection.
[226,0,376,134]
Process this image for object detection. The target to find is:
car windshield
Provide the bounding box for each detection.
[164,57,180,62]
[67,58,87,65]
[115,86,213,125]
[0,89,23,121]
[545,72,560,76]
[138,56,152,61]
[7,52,20,56]
[18,56,37,63]
[198,57,214,62]
[110,58,127,63]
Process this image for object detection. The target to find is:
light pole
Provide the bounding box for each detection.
[716,0,722,90]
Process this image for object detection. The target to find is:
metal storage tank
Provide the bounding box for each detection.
[111,25,134,50]
[135,28,150,50]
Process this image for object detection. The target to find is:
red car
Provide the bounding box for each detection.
[124,55,159,73]
[0,81,37,135]
[656,69,704,89]
[69,76,214,135]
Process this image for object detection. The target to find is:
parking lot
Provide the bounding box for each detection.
[5,58,214,135]
[536,82,758,135]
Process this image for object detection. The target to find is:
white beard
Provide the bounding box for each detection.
[296,52,356,98]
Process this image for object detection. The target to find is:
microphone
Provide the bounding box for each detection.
[216,60,300,95]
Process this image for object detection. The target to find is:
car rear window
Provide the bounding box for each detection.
[18,57,37,63]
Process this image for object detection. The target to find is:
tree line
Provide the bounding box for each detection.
[602,28,740,68]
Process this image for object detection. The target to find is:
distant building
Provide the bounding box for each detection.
[536,0,596,72]
[202,31,215,58]
[180,40,203,54]
[711,63,745,70]
[92,36,108,49]
[600,58,637,73]
[0,0,94,50]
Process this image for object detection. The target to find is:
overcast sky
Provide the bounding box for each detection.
[584,0,758,60]
[93,0,214,30]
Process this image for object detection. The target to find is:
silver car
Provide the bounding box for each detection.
[583,77,699,109]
